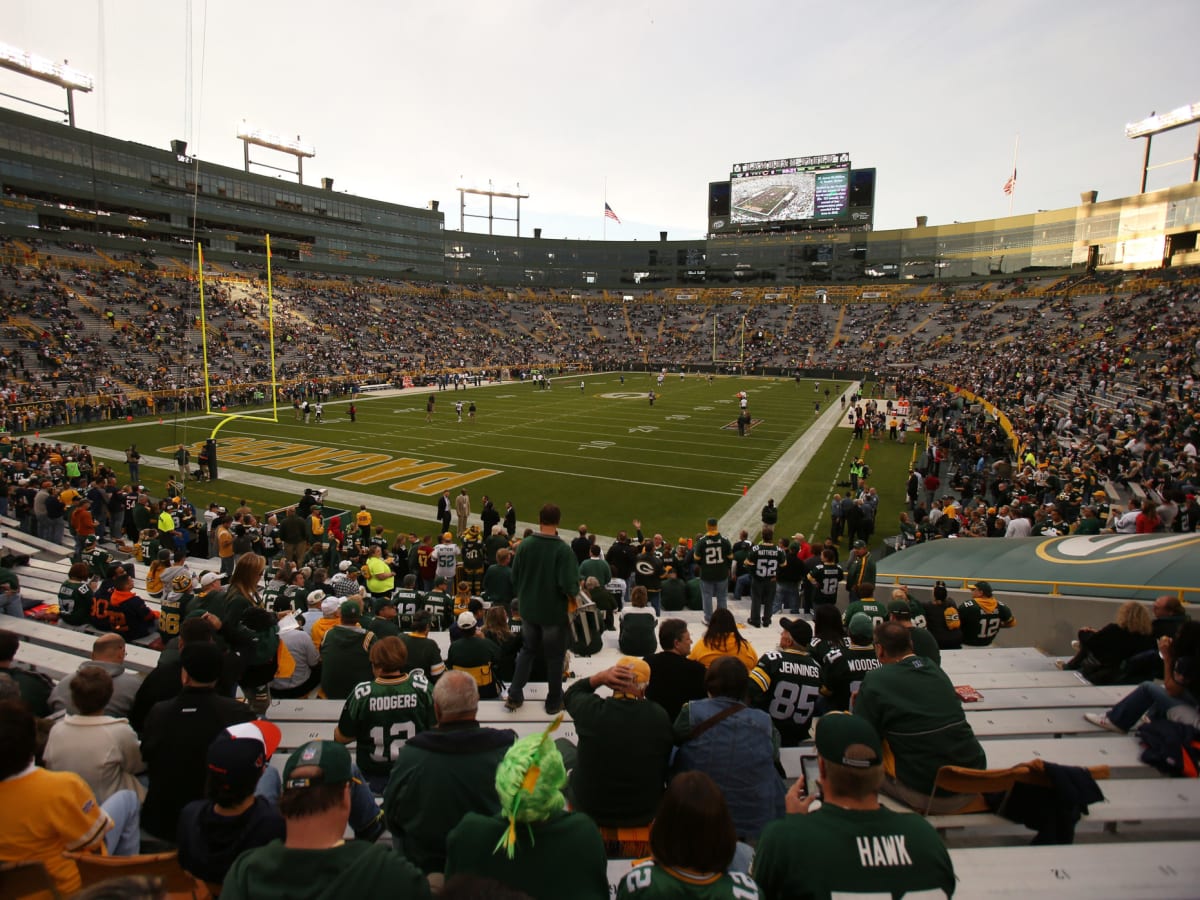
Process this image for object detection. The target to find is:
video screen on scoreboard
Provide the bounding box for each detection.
[730,153,851,226]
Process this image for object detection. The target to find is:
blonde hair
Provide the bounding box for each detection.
[1116,601,1153,636]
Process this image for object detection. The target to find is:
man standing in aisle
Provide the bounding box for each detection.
[694,517,732,625]
[504,503,579,716]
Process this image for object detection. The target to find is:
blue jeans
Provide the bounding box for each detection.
[0,592,23,617]
[701,579,728,620]
[773,582,800,615]
[749,580,776,625]
[1107,681,1197,732]
[101,789,141,856]
[508,621,567,710]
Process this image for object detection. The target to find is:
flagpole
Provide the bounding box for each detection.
[603,176,607,242]
[1008,134,1019,216]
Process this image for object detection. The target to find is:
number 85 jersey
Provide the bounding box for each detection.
[748,647,824,746]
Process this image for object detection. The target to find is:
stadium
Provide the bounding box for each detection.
[0,13,1199,899]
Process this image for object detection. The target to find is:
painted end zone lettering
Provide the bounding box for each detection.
[158,437,499,497]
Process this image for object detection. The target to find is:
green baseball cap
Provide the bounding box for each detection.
[887,599,913,619]
[282,740,354,789]
[847,612,875,644]
[815,713,882,768]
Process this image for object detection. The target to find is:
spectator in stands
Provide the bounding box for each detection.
[270,600,322,698]
[445,729,608,899]
[176,721,287,891]
[689,608,758,672]
[0,700,141,896]
[673,657,785,841]
[92,570,157,642]
[616,772,758,898]
[752,713,955,899]
[1086,621,1200,733]
[854,622,986,813]
[0,628,55,715]
[504,503,579,716]
[319,599,376,700]
[922,580,962,650]
[128,617,240,735]
[645,618,706,723]
[958,581,1016,646]
[54,562,94,626]
[384,671,517,874]
[401,608,447,682]
[563,657,674,837]
[1152,595,1191,639]
[845,540,876,602]
[48,633,142,718]
[222,740,429,899]
[140,642,255,842]
[1059,600,1156,681]
[618,584,659,656]
[43,666,144,803]
[445,611,501,699]
[887,598,941,666]
[335,636,432,791]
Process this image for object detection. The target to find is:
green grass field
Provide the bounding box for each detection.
[41,372,925,549]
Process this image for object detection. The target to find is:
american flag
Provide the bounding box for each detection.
[604,202,621,224]
[1003,169,1017,196]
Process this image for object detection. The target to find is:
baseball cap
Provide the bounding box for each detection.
[320,596,340,616]
[815,712,882,768]
[282,740,354,790]
[971,581,994,595]
[181,642,223,683]
[852,539,867,549]
[157,549,172,563]
[338,559,353,572]
[339,600,360,616]
[200,572,224,587]
[847,613,875,644]
[780,617,813,645]
[207,720,282,794]
[615,655,651,695]
[887,600,913,619]
[170,573,194,593]
[442,532,454,542]
[83,535,97,546]
[457,611,477,630]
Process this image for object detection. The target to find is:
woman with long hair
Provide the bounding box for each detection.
[688,608,758,672]
[810,604,848,666]
[213,553,275,711]
[1060,600,1156,682]
[615,771,758,898]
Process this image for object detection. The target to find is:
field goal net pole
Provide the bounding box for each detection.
[711,312,748,370]
[197,235,281,442]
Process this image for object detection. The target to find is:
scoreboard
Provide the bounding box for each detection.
[709,152,875,236]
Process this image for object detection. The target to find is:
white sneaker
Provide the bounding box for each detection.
[1084,712,1125,734]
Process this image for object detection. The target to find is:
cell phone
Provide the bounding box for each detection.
[800,755,823,801]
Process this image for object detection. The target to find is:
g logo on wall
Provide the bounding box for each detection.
[1036,534,1200,565]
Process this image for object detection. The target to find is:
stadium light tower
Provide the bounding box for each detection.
[1125,102,1200,193]
[0,42,94,126]
[457,184,530,236]
[237,121,316,185]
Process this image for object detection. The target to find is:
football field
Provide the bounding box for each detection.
[46,372,853,541]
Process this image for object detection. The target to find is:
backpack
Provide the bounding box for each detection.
[1136,719,1200,777]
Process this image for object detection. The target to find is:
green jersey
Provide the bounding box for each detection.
[480,564,514,608]
[753,802,955,900]
[57,579,93,626]
[319,627,376,701]
[843,599,886,628]
[694,532,733,582]
[337,672,433,779]
[748,647,824,745]
[617,860,760,899]
[420,590,452,630]
[390,587,424,625]
[746,542,785,581]
[401,633,446,681]
[461,538,485,572]
[158,590,194,641]
[511,532,579,626]
[957,598,1015,646]
[854,655,986,795]
[223,839,431,900]
[86,547,112,579]
[806,562,844,604]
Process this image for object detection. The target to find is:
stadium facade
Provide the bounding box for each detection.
[2,107,1199,289]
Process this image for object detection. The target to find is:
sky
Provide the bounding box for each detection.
[2,0,1198,242]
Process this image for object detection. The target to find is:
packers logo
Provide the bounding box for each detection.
[1035,534,1200,565]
